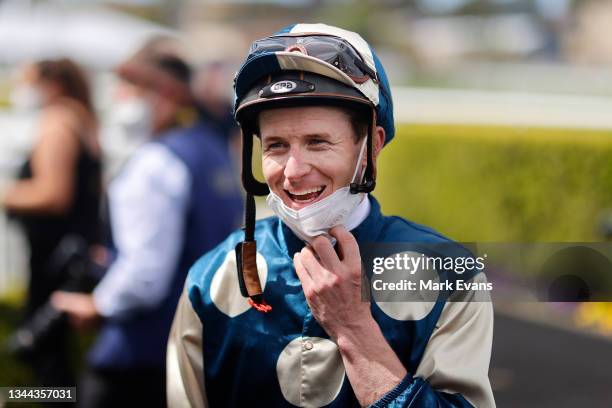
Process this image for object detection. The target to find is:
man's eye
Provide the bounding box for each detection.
[309,139,328,146]
[265,142,284,150]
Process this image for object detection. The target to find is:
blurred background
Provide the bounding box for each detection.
[0,0,611,407]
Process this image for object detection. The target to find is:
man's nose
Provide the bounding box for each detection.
[284,148,311,180]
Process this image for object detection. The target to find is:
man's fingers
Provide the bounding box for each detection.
[329,226,360,267]
[301,246,335,282]
[310,236,341,271]
[293,253,313,293]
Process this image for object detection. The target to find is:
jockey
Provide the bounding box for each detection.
[167,23,495,408]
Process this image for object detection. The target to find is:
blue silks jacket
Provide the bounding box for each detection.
[167,196,495,408]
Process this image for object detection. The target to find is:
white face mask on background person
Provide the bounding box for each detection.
[266,137,368,243]
[10,85,43,112]
[108,98,154,143]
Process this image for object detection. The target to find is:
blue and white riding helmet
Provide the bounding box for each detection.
[234,23,395,197]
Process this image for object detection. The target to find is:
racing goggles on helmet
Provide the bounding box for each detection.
[248,34,377,84]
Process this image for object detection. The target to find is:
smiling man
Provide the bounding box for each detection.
[167,24,495,408]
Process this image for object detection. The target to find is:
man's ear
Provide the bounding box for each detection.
[371,126,385,181]
[360,126,385,163]
[373,126,385,159]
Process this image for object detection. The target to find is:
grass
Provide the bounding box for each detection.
[0,294,39,407]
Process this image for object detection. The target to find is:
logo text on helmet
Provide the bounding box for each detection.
[270,81,297,94]
[259,79,315,98]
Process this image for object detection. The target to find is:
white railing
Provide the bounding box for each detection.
[0,110,34,296]
[394,87,612,129]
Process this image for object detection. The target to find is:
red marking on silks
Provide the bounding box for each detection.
[248,298,272,313]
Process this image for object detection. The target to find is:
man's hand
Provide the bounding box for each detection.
[293,225,407,406]
[51,291,100,330]
[293,225,373,340]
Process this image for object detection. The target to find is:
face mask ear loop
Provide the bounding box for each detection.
[235,124,272,313]
[350,136,368,185]
[350,109,376,194]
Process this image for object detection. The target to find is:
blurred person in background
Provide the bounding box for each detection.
[192,60,240,151]
[0,58,102,387]
[51,37,243,407]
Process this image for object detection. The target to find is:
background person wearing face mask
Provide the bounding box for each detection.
[1,58,102,387]
[168,24,494,408]
[51,38,244,407]
[101,35,190,180]
[101,77,156,178]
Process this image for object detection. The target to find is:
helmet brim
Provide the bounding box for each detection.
[234,71,373,127]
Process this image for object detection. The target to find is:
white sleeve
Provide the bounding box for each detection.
[167,286,208,408]
[414,272,496,408]
[93,143,191,319]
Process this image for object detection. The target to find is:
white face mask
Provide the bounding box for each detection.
[266,137,368,243]
[10,85,42,112]
[109,98,153,143]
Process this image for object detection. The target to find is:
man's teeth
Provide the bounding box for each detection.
[289,186,323,196]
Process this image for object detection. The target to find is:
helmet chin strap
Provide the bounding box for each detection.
[234,121,271,313]
[235,191,272,313]
[237,108,377,313]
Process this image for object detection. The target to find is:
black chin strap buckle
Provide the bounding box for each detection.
[350,180,376,194]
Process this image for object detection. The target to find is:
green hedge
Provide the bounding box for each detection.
[375,124,612,242]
